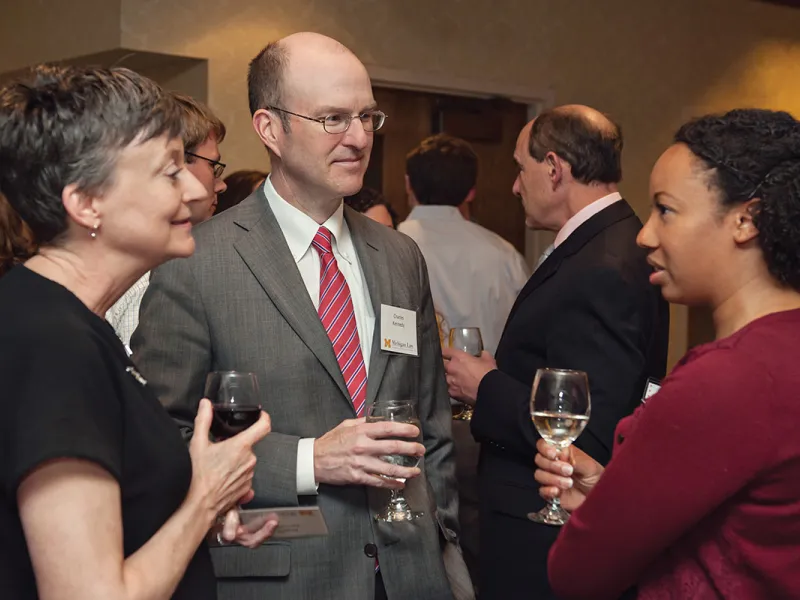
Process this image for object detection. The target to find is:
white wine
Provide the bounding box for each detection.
[532,411,589,448]
[367,416,422,474]
[379,446,421,484]
[381,453,421,469]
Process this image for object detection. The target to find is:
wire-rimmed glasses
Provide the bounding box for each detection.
[267,106,387,134]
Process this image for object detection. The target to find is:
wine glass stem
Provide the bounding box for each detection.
[389,488,411,514]
[549,496,562,513]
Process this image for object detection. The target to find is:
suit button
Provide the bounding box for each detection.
[364,543,378,558]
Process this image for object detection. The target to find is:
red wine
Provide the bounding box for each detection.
[211,405,261,439]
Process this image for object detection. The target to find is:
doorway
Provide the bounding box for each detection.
[369,87,529,253]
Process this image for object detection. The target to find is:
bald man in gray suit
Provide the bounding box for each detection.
[132,32,470,600]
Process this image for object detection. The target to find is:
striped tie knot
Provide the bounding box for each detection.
[313,227,334,255]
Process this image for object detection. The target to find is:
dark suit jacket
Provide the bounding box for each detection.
[470,200,670,600]
[132,190,466,600]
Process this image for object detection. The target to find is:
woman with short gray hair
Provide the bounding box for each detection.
[0,65,275,600]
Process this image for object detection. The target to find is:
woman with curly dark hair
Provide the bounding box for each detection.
[0,193,36,277]
[535,108,800,599]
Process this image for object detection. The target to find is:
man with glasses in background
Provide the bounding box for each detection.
[133,32,470,600]
[106,93,227,348]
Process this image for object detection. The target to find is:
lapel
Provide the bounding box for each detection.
[231,188,352,406]
[507,200,638,321]
[344,207,393,407]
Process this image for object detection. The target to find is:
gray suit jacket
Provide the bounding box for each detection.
[132,189,466,600]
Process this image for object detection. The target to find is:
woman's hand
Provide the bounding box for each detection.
[187,399,271,525]
[534,439,604,512]
[220,508,279,548]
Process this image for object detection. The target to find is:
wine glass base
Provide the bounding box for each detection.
[528,507,570,526]
[374,509,424,522]
[453,406,474,421]
[375,494,424,522]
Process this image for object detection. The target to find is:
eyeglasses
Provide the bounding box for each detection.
[267,106,387,134]
[185,150,226,179]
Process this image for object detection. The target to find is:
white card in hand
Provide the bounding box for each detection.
[239,505,329,539]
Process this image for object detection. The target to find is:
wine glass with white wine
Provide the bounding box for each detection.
[528,368,591,526]
[448,327,483,421]
[366,400,423,522]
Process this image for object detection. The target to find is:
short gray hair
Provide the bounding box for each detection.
[0,64,183,244]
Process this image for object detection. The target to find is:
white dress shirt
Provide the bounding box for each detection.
[105,271,150,352]
[533,193,623,276]
[264,177,375,495]
[554,192,622,248]
[398,205,530,356]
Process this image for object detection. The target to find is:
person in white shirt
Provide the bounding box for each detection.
[398,133,530,356]
[105,93,228,347]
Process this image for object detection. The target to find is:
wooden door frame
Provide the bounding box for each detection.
[365,64,555,269]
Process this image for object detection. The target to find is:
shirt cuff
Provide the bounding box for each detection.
[296,438,319,495]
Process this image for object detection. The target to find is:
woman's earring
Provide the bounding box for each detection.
[90,223,100,239]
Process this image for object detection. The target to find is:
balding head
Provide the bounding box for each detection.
[248,33,368,123]
[552,104,618,136]
[528,104,623,185]
[281,31,352,56]
[248,32,378,210]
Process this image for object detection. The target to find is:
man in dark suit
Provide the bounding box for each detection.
[132,32,470,600]
[443,105,670,600]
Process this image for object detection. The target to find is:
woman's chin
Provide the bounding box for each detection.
[164,237,196,260]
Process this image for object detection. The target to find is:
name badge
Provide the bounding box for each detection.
[641,377,661,404]
[380,304,418,356]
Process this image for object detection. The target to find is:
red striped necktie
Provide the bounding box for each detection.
[312,226,368,416]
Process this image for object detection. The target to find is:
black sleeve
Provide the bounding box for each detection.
[471,266,647,465]
[2,328,124,497]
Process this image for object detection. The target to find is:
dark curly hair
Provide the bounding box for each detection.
[675,108,800,291]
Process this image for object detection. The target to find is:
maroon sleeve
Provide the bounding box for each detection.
[547,347,776,600]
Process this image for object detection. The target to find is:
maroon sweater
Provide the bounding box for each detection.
[549,309,800,599]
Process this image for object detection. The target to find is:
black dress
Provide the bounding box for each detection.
[0,266,216,599]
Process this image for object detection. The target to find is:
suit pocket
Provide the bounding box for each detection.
[434,510,458,545]
[212,542,291,578]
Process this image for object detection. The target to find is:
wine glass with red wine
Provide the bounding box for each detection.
[204,371,262,439]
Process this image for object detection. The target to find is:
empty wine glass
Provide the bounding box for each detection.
[205,371,261,440]
[528,368,591,526]
[448,327,483,421]
[367,400,423,522]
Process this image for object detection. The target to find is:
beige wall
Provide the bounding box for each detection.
[1,0,121,73]
[5,0,800,367]
[118,0,800,367]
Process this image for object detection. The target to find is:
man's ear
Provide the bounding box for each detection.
[253,108,284,157]
[546,152,564,189]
